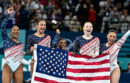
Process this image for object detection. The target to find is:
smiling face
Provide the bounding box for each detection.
[57,39,66,50]
[10,26,19,39]
[107,32,117,45]
[36,20,46,34]
[83,22,93,35]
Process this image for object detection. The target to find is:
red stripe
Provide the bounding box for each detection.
[10,46,23,53]
[67,67,110,73]
[68,59,110,66]
[38,36,50,45]
[111,54,118,64]
[69,54,107,59]
[67,76,110,81]
[5,50,19,60]
[83,45,95,55]
[34,77,69,83]
[40,38,50,47]
[38,35,49,44]
[110,48,120,57]
[80,37,97,51]
[81,44,95,54]
[4,44,23,52]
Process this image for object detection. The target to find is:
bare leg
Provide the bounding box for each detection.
[13,64,23,83]
[110,67,120,83]
[30,63,34,77]
[2,64,13,83]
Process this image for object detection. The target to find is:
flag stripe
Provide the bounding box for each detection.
[68,59,109,65]
[67,68,110,73]
[67,76,110,81]
[67,63,110,69]
[67,72,110,77]
[34,77,69,83]
[68,55,109,63]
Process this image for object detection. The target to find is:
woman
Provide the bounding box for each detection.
[26,18,51,76]
[73,22,100,58]
[100,30,130,83]
[1,7,24,83]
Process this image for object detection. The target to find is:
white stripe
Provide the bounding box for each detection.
[68,55,109,63]
[5,45,23,56]
[67,63,110,69]
[38,36,49,45]
[80,38,97,52]
[5,44,23,52]
[38,36,50,45]
[33,72,69,82]
[32,73,110,83]
[67,72,110,77]
[39,38,50,47]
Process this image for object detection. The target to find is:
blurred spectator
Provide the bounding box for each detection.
[69,15,80,32]
[1,0,11,10]
[19,4,29,29]
[109,6,120,32]
[127,63,130,73]
[63,11,73,30]
[88,4,96,23]
[45,0,55,19]
[75,0,90,24]
[120,9,130,33]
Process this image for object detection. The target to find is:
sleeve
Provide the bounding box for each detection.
[47,35,51,48]
[116,30,130,47]
[94,37,100,56]
[1,16,9,40]
[51,34,60,48]
[73,37,80,54]
[26,35,34,55]
[21,58,31,65]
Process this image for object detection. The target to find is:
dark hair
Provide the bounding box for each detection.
[35,19,46,25]
[108,30,117,34]
[128,63,130,65]
[57,38,66,45]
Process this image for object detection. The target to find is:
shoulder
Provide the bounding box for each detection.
[75,36,82,40]
[93,36,99,40]
[45,34,51,39]
[100,43,106,47]
[27,34,35,39]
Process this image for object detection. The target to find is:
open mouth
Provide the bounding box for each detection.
[61,45,66,49]
[40,28,45,31]
[109,39,114,43]
[13,32,18,36]
[87,30,91,32]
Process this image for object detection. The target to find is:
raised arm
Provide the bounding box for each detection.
[116,30,130,47]
[1,7,14,40]
[51,29,60,48]
[1,16,9,40]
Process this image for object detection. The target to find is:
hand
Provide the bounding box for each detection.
[102,51,109,55]
[30,59,36,64]
[8,6,13,15]
[56,29,60,34]
[90,53,96,58]
[30,46,35,52]
[71,52,75,55]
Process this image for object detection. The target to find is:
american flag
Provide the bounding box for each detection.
[31,45,110,83]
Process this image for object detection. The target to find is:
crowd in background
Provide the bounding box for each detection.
[0,0,130,32]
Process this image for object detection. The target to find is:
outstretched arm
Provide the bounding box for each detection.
[1,7,14,40]
[51,29,60,48]
[116,30,130,47]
